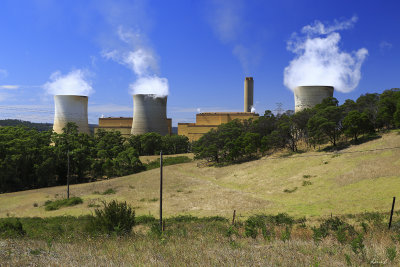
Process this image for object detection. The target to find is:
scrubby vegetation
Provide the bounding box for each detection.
[1,203,400,265]
[0,123,190,193]
[44,197,83,211]
[194,88,400,164]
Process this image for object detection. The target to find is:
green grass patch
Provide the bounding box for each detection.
[44,197,83,211]
[283,187,298,193]
[145,156,192,170]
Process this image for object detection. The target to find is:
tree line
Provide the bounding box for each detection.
[193,88,400,163]
[0,124,190,193]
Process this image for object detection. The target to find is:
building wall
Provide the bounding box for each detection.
[96,117,172,137]
[178,112,258,142]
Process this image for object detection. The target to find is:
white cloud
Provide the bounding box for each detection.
[102,27,168,97]
[284,17,368,93]
[0,69,8,79]
[0,85,19,90]
[301,16,358,35]
[380,41,393,53]
[43,69,94,96]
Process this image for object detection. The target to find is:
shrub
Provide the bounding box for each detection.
[102,188,116,195]
[90,200,135,235]
[283,187,297,193]
[302,181,312,186]
[44,197,83,211]
[0,218,26,238]
[386,246,397,262]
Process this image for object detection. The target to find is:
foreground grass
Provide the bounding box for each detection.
[1,213,400,266]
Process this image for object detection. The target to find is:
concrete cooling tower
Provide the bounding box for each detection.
[294,86,334,112]
[53,95,90,134]
[244,77,254,112]
[131,94,168,136]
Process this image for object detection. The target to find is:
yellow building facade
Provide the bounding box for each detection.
[94,117,172,138]
[178,112,259,142]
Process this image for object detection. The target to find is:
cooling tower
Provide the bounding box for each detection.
[244,77,254,112]
[53,95,90,134]
[294,86,334,112]
[131,94,168,135]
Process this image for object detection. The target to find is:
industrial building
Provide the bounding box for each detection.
[177,77,259,142]
[53,95,90,134]
[94,117,172,138]
[294,86,334,112]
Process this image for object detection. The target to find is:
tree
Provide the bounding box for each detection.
[377,88,400,128]
[343,110,373,142]
[113,147,145,176]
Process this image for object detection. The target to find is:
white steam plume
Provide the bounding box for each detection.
[284,16,368,93]
[102,26,168,97]
[43,69,93,96]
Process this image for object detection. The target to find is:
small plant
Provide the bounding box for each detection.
[102,188,116,195]
[386,246,396,262]
[302,181,312,186]
[33,202,38,207]
[351,234,364,255]
[344,254,352,266]
[0,218,26,238]
[283,187,297,193]
[303,175,311,178]
[148,198,158,202]
[139,198,146,202]
[176,189,183,192]
[44,197,83,211]
[280,226,291,242]
[89,200,135,235]
[129,185,135,189]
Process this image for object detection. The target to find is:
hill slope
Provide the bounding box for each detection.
[1,131,400,218]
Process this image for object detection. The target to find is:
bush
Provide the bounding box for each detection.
[44,197,83,211]
[0,218,26,238]
[90,200,135,235]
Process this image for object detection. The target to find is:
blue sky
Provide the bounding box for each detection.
[0,0,399,125]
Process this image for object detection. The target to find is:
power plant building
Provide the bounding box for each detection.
[294,86,334,112]
[131,94,169,136]
[178,77,258,141]
[53,95,90,134]
[94,117,172,138]
[178,112,258,142]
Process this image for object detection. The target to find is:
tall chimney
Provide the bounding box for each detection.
[244,77,254,112]
[53,95,90,134]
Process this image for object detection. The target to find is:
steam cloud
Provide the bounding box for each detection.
[103,27,169,97]
[284,16,368,93]
[43,69,93,96]
[206,0,260,73]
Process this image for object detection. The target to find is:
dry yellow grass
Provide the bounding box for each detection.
[1,131,400,219]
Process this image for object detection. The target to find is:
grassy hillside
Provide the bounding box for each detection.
[1,130,399,219]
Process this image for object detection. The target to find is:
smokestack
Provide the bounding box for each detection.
[131,94,168,135]
[244,77,254,112]
[53,95,90,134]
[294,86,334,112]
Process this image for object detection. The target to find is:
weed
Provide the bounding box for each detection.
[140,198,146,202]
[30,248,43,255]
[88,200,135,236]
[280,226,291,242]
[33,203,38,207]
[283,187,297,193]
[136,215,157,225]
[129,185,135,189]
[303,175,311,178]
[176,189,183,192]
[102,188,116,195]
[344,253,352,266]
[360,222,368,233]
[351,234,364,255]
[44,197,83,211]
[148,198,158,202]
[386,246,396,262]
[0,218,26,237]
[302,181,312,186]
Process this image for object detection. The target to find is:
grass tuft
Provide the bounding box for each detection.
[44,197,83,211]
